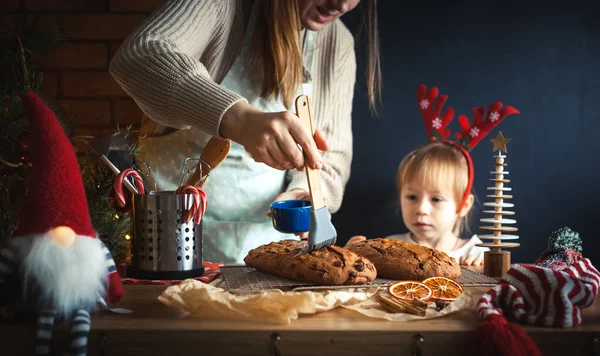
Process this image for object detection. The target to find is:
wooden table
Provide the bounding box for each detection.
[1,284,599,355]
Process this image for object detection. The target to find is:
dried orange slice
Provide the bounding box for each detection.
[422,277,463,301]
[388,281,433,301]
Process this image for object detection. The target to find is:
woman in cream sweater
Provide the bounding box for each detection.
[110,0,381,263]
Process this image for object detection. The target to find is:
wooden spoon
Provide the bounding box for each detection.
[185,136,231,187]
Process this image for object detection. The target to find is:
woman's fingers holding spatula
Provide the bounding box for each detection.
[220,103,325,171]
[289,124,327,170]
[259,126,328,171]
[287,128,329,171]
[312,129,329,152]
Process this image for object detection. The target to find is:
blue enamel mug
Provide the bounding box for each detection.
[270,199,312,233]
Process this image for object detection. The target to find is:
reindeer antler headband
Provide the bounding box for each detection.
[416,84,520,209]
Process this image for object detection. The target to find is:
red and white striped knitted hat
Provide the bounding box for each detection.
[477,259,599,328]
[471,227,600,356]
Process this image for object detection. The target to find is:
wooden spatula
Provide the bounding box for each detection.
[295,95,337,251]
[185,136,230,187]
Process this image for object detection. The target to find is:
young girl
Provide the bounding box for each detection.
[347,84,519,266]
[347,141,488,265]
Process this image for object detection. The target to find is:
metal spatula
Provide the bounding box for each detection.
[295,95,337,251]
[89,132,138,194]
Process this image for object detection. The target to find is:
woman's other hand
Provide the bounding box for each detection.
[220,101,328,171]
[269,189,312,213]
[345,235,366,246]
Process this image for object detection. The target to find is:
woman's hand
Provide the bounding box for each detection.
[345,235,367,246]
[220,101,329,171]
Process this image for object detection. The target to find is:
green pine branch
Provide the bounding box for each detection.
[0,19,133,262]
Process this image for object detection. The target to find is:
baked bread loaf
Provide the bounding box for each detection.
[345,238,461,280]
[244,240,377,285]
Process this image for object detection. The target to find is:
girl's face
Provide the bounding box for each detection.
[400,182,461,243]
[298,0,362,31]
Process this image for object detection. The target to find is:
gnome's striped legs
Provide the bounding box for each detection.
[0,244,18,286]
[2,244,57,355]
[70,309,91,356]
[36,309,91,356]
[36,310,56,355]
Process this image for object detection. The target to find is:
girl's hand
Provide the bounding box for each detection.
[460,254,484,266]
[220,101,329,171]
[345,235,367,246]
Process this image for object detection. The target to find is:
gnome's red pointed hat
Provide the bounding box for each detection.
[14,91,124,304]
[13,92,95,238]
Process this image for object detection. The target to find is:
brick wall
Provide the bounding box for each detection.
[1,0,165,150]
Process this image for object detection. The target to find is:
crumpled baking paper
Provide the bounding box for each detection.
[158,278,474,325]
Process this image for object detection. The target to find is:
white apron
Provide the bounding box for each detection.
[137,3,316,264]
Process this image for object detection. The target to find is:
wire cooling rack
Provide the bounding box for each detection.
[221,265,498,295]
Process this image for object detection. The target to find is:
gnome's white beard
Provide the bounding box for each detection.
[14,233,107,316]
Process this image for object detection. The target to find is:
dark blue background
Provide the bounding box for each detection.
[333,0,599,264]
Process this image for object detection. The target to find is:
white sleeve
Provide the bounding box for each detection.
[465,235,490,258]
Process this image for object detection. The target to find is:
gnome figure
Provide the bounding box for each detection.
[0,91,125,356]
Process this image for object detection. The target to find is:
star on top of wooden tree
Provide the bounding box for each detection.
[490,131,511,153]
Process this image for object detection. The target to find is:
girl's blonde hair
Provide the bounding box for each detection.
[395,142,474,235]
[248,0,381,115]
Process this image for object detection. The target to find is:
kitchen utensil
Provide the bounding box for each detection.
[178,157,200,188]
[128,190,204,280]
[294,95,337,251]
[184,136,231,187]
[132,162,158,193]
[99,154,138,194]
[220,266,498,295]
[89,132,138,194]
[270,199,311,233]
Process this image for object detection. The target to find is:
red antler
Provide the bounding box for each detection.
[456,102,520,150]
[417,84,455,141]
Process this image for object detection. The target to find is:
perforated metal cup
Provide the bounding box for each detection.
[127,191,204,280]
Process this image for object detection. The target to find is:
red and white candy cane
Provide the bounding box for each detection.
[175,185,208,224]
[175,185,198,223]
[113,168,145,208]
[195,187,208,224]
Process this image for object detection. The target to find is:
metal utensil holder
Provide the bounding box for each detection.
[127,191,204,280]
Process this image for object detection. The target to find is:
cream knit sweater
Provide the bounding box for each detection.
[110,0,356,212]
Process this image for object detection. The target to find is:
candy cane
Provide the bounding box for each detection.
[114,169,145,208]
[175,185,199,223]
[193,188,208,224]
[175,185,208,224]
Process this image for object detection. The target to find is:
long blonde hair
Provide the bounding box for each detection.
[248,0,381,114]
[396,142,474,235]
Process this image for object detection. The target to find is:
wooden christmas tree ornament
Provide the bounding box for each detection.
[476,131,520,278]
[415,85,520,277]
